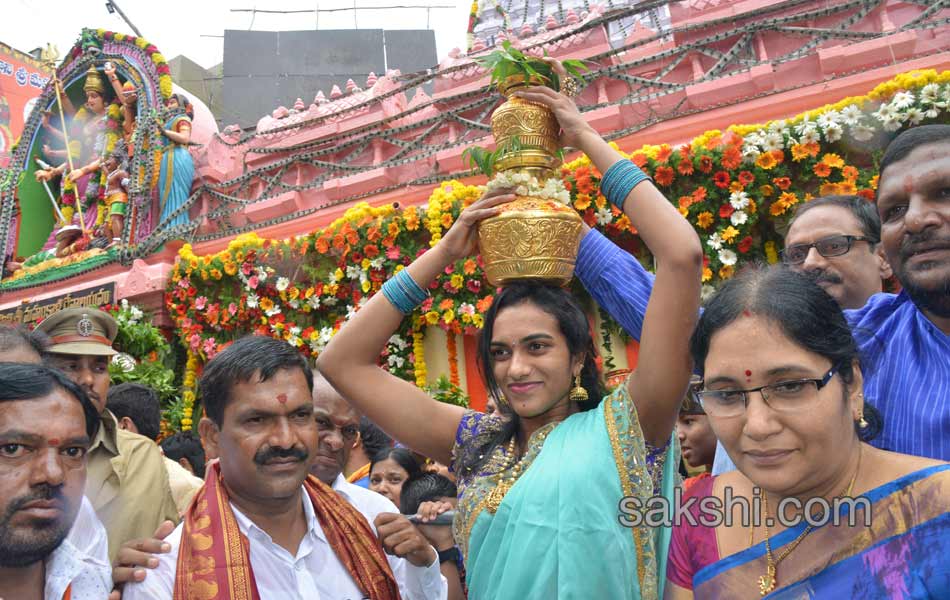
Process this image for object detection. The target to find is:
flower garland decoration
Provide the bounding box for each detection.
[179,350,199,431]
[164,69,950,432]
[447,332,460,387]
[413,326,427,388]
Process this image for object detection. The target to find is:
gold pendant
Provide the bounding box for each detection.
[758,565,776,596]
[486,481,511,514]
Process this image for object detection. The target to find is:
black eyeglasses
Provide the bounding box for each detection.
[780,235,874,265]
[697,363,841,418]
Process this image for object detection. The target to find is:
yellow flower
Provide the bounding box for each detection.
[472,314,484,329]
[764,241,779,264]
[443,310,456,324]
[721,226,740,243]
[702,267,712,282]
[224,261,238,276]
[425,311,440,325]
[362,279,371,293]
[755,152,778,170]
[759,184,774,198]
[334,268,344,281]
[259,297,275,312]
[821,153,845,168]
[718,265,735,280]
[450,273,464,289]
[696,212,714,229]
[210,269,222,280]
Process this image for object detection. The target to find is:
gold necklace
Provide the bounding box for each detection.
[754,445,862,596]
[485,431,549,513]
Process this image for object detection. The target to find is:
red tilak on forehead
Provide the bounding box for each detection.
[276,393,288,404]
[742,309,752,317]
[48,439,61,447]
[903,174,914,194]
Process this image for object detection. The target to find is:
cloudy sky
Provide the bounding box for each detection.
[6,0,471,69]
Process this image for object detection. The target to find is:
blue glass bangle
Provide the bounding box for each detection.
[381,270,429,315]
[601,160,651,210]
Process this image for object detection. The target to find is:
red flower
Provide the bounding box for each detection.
[146,45,158,55]
[677,158,694,176]
[713,171,731,189]
[772,177,792,190]
[364,244,380,258]
[698,156,714,173]
[654,166,674,187]
[156,64,171,76]
[738,236,754,254]
[738,171,755,186]
[655,145,673,164]
[467,279,482,293]
[719,204,735,219]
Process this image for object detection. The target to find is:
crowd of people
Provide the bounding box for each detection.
[0,60,948,600]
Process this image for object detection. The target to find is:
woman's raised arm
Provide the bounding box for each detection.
[316,191,514,465]
[514,80,702,447]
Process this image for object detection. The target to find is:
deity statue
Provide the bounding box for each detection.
[104,61,137,159]
[33,65,116,243]
[102,139,130,246]
[157,93,194,229]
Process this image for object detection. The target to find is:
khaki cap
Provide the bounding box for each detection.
[36,307,118,356]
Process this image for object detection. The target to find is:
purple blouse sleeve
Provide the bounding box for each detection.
[666,475,720,590]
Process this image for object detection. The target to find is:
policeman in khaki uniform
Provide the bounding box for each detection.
[37,307,180,562]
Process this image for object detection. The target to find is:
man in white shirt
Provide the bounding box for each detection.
[123,335,405,600]
[311,373,447,600]
[0,362,112,599]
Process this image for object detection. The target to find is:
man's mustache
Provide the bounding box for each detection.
[7,484,65,514]
[253,445,308,466]
[804,269,842,286]
[900,229,950,260]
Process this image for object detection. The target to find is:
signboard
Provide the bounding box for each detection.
[0,282,115,326]
[0,42,52,168]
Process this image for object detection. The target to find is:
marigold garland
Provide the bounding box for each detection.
[447,332,460,387]
[413,327,427,388]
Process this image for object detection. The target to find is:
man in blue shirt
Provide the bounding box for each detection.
[579,124,950,461]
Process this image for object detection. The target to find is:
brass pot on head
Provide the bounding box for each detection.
[478,74,583,287]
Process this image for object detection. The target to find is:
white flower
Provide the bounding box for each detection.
[701,284,717,301]
[246,293,259,308]
[323,296,338,306]
[288,299,300,309]
[729,190,750,210]
[840,105,863,126]
[276,277,290,292]
[816,110,840,130]
[290,326,301,336]
[741,144,761,162]
[345,304,359,321]
[387,354,405,369]
[891,91,915,109]
[794,116,814,136]
[904,107,924,125]
[920,83,940,104]
[707,233,724,250]
[370,257,385,270]
[318,327,334,346]
[346,265,362,280]
[307,295,321,309]
[121,298,130,309]
[851,124,875,142]
[595,206,613,226]
[881,118,902,132]
[873,103,899,122]
[823,122,843,143]
[718,248,738,266]
[761,131,784,153]
[388,334,409,350]
[799,127,820,145]
[925,108,940,119]
[264,304,281,317]
[730,210,748,226]
[255,266,268,282]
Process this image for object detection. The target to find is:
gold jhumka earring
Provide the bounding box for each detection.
[569,374,588,402]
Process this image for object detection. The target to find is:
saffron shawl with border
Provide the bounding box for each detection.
[692,464,950,599]
[173,462,400,600]
[452,383,680,600]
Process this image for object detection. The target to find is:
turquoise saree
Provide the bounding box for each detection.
[451,384,679,600]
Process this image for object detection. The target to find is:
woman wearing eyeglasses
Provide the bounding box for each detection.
[664,266,950,600]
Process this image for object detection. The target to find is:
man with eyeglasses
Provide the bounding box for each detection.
[575,124,950,464]
[781,195,892,309]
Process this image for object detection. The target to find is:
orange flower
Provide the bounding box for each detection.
[857,189,875,200]
[574,193,592,211]
[678,206,689,218]
[576,175,594,194]
[476,295,495,313]
[678,196,693,211]
[594,194,607,209]
[821,153,845,168]
[729,181,745,194]
[463,259,477,275]
[702,267,712,282]
[704,133,722,150]
[813,162,832,178]
[698,155,714,173]
[388,221,401,237]
[364,244,380,258]
[869,175,879,190]
[759,184,774,197]
[366,226,382,242]
[677,157,694,175]
[721,146,742,170]
[655,144,673,164]
[439,299,455,310]
[842,165,859,181]
[738,171,755,186]
[837,181,857,195]
[692,186,708,203]
[696,211,714,229]
[630,151,648,167]
[819,182,841,196]
[718,265,735,280]
[755,152,778,170]
[772,177,791,190]
[803,142,820,157]
[790,144,811,162]
[654,166,675,186]
[441,213,453,229]
[770,200,789,216]
[779,191,799,208]
[747,199,757,214]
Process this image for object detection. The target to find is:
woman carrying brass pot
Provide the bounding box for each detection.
[317,61,703,600]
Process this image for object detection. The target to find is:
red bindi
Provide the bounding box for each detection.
[742,309,751,317]
[276,393,288,404]
[48,438,61,447]
[745,370,752,376]
[903,174,914,194]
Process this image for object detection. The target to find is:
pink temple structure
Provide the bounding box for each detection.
[2,0,948,406]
